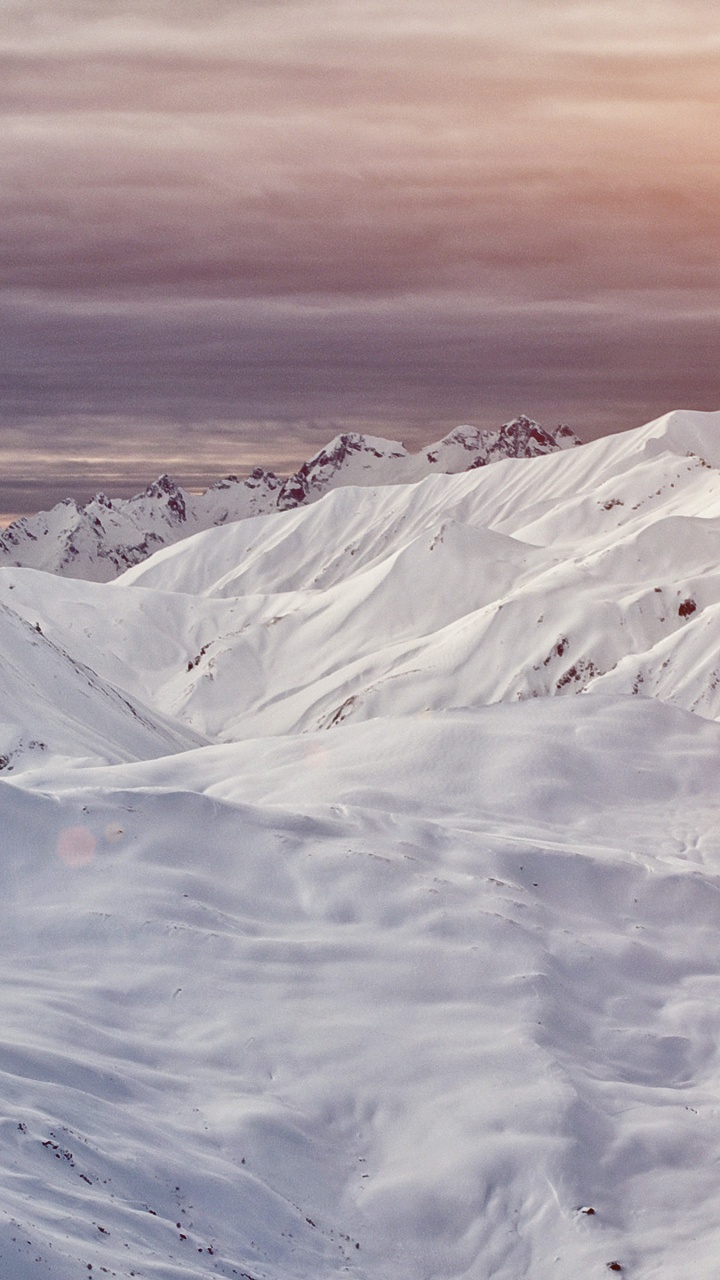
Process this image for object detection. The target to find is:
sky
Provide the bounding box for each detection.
[2,0,720,515]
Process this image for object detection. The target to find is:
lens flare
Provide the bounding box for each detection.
[55,826,96,868]
[303,741,329,770]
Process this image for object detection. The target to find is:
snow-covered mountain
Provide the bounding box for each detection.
[5,408,720,1279]
[0,416,578,581]
[274,415,577,509]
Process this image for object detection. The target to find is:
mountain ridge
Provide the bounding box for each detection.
[0,416,578,581]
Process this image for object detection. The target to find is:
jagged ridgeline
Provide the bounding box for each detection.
[0,417,578,581]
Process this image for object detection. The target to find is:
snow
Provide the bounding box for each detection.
[3,409,720,1277]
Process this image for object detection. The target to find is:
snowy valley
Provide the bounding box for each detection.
[3,409,720,1278]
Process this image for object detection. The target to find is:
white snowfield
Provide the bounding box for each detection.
[2,408,720,1278]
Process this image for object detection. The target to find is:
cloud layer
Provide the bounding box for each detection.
[2,1,720,511]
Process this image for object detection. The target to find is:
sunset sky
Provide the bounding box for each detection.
[2,0,720,514]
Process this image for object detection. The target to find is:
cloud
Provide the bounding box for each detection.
[1,0,720,512]
[1,21,719,301]
[2,288,719,443]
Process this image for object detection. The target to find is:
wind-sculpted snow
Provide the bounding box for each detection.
[4,698,720,1278]
[4,408,720,1278]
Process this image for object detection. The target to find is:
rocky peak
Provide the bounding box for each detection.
[142,474,187,522]
[277,434,407,510]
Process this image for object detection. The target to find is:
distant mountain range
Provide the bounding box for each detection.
[0,416,578,580]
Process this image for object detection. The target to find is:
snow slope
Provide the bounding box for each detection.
[0,599,206,769]
[4,407,720,737]
[2,408,720,1278]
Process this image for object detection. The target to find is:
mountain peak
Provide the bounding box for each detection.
[490,415,580,459]
[142,474,188,521]
[277,433,409,509]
